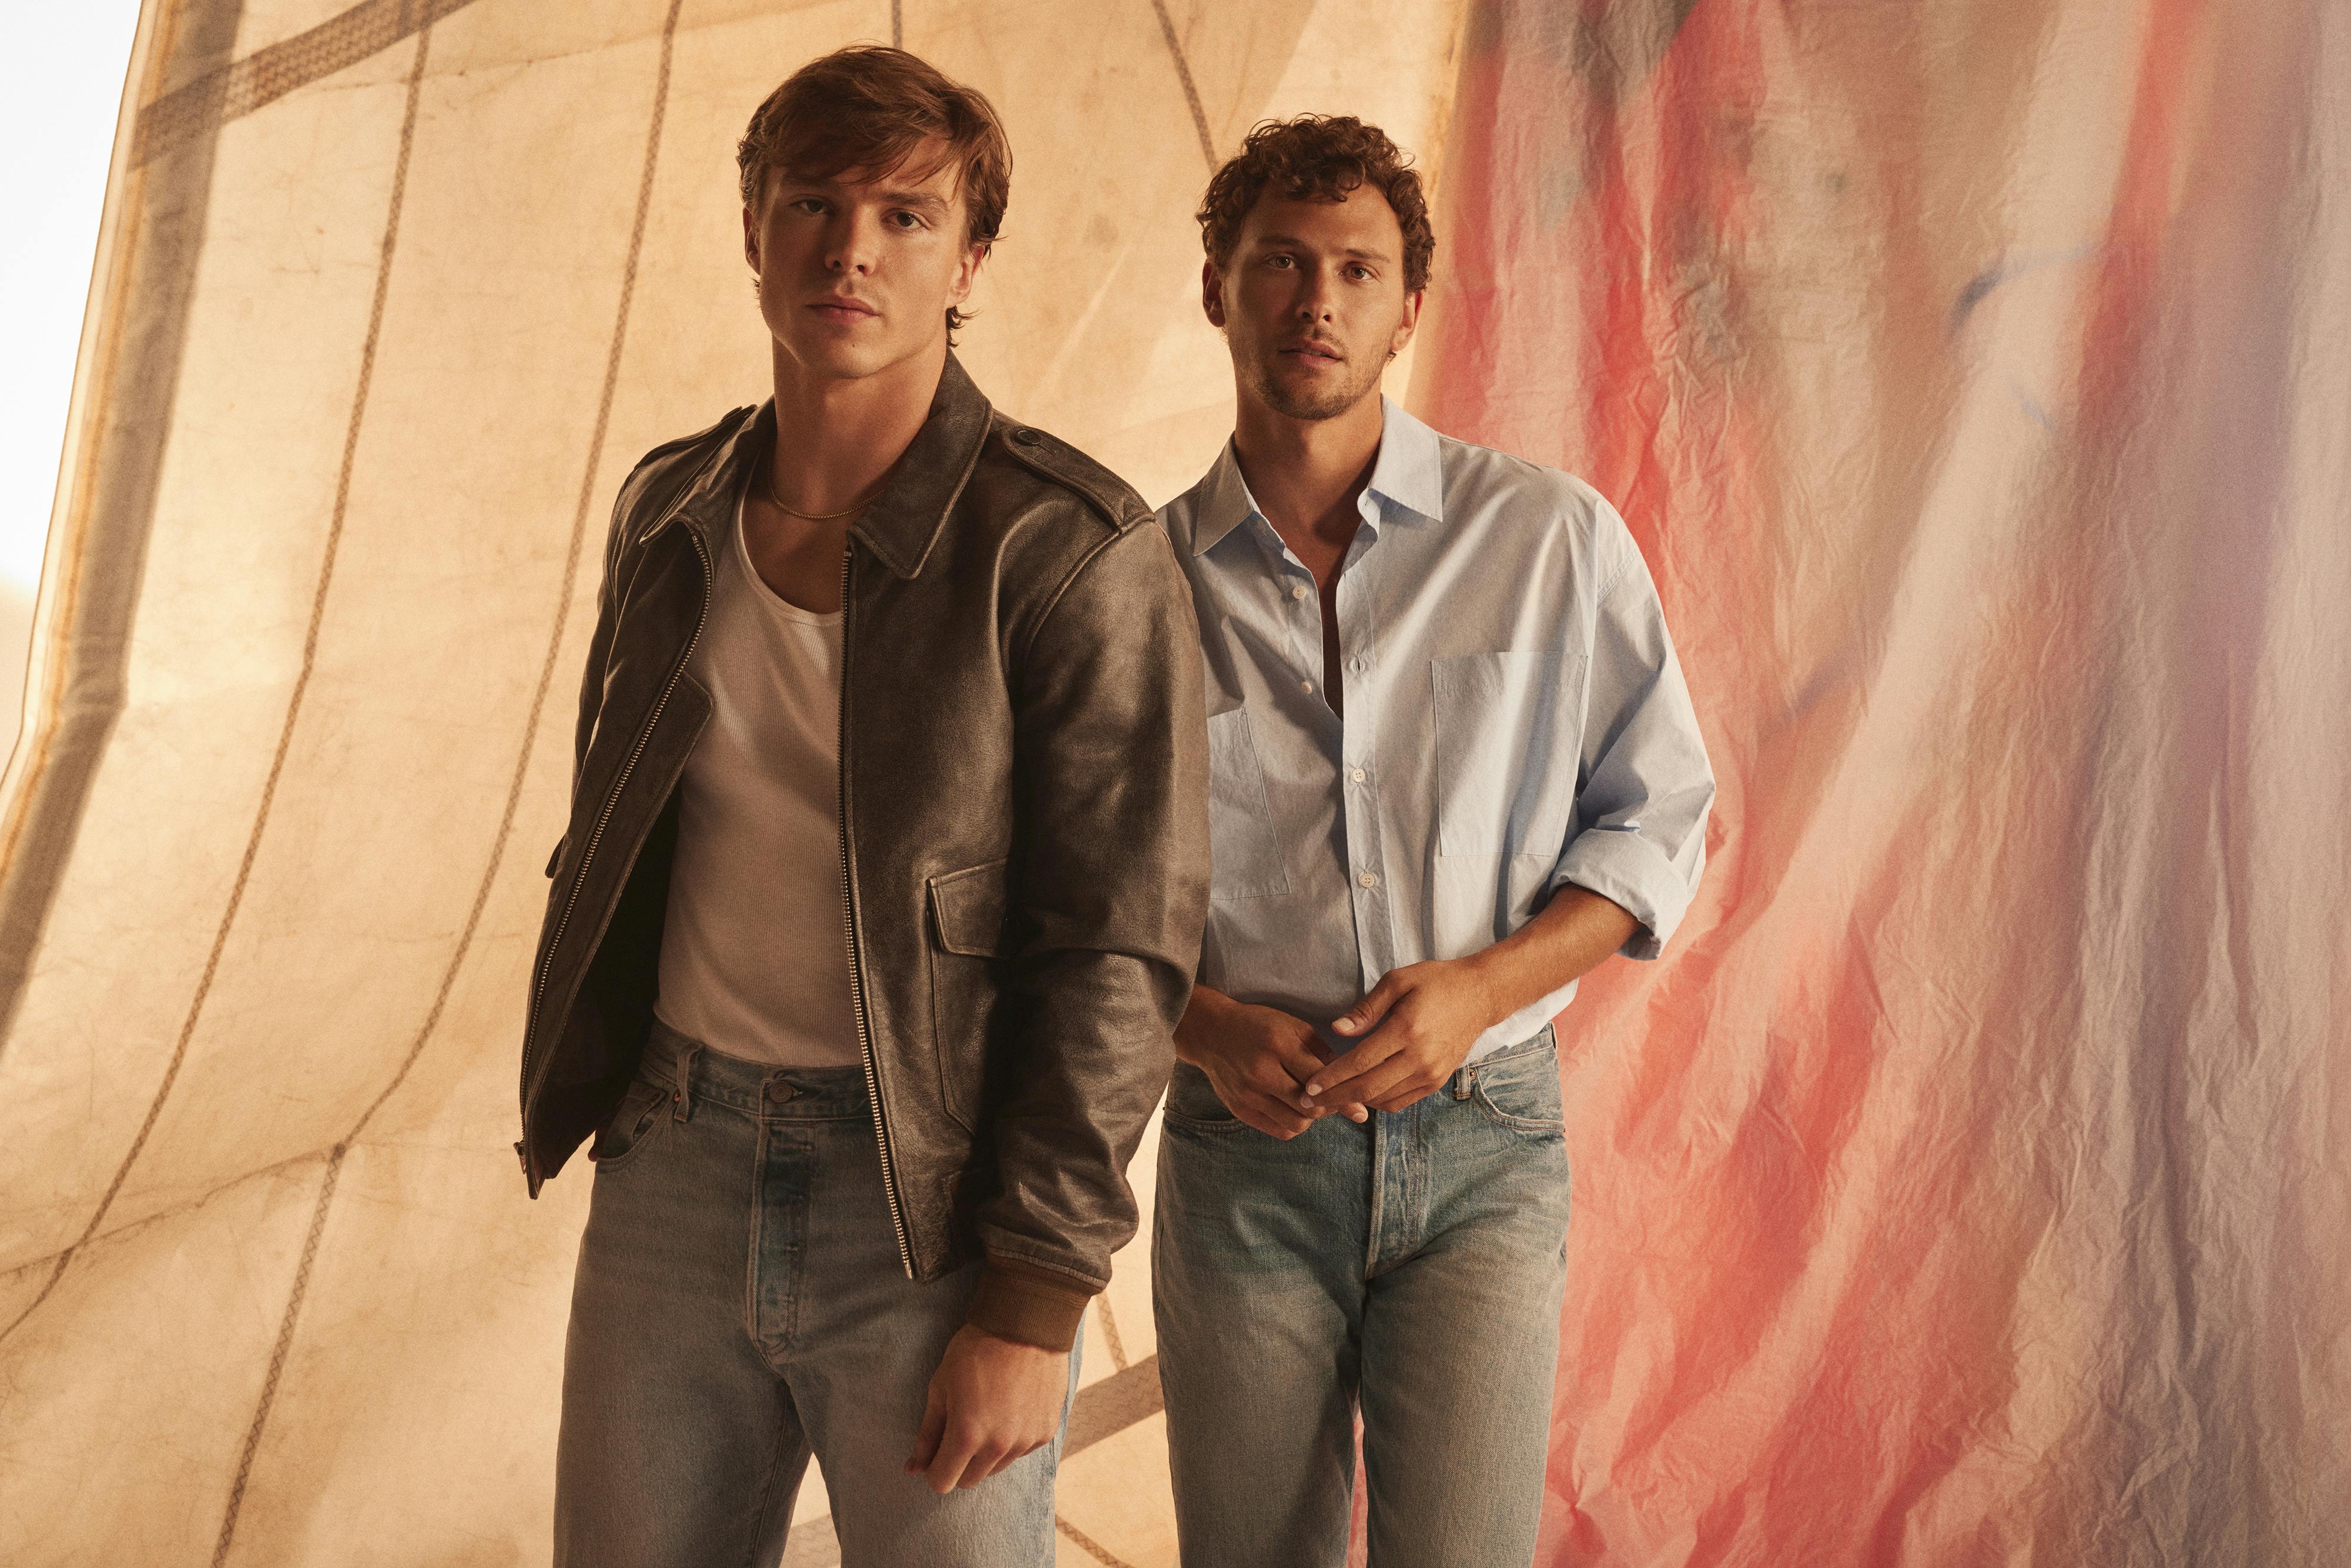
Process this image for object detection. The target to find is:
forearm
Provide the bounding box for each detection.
[982,520,1208,1339]
[974,947,1187,1345]
[1458,883,1639,1030]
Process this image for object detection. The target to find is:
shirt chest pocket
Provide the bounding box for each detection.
[1431,650,1586,858]
[1205,708,1291,900]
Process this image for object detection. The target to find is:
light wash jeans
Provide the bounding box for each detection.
[1153,1026,1573,1568]
[554,1022,1079,1568]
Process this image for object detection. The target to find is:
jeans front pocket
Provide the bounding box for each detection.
[1161,1063,1247,1134]
[1430,650,1585,859]
[1469,1040,1566,1134]
[1205,708,1290,900]
[588,1078,670,1171]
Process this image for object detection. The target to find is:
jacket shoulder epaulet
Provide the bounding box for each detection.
[615,405,754,542]
[630,406,752,487]
[992,418,1149,531]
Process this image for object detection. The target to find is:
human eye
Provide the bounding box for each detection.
[888,208,927,231]
[1264,253,1294,270]
[787,196,828,217]
[1347,263,1376,281]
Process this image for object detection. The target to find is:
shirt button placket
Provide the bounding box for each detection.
[1285,569,1317,699]
[1337,576,1389,979]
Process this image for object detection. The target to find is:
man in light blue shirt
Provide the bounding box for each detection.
[1151,115,1714,1567]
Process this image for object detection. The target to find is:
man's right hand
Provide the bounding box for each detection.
[1175,986,1369,1138]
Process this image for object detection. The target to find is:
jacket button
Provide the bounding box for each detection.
[1010,427,1041,445]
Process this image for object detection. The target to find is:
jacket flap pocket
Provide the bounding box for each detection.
[928,859,1013,957]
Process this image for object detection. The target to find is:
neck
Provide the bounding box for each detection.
[1229,384,1387,552]
[766,334,947,512]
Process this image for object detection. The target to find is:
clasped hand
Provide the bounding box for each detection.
[1185,959,1496,1138]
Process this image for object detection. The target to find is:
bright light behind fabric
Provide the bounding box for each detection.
[1,2,2343,1566]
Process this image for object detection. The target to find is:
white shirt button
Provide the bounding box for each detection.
[1290,584,1310,601]
[1300,679,1313,693]
[1351,768,1367,782]
[1357,871,1378,889]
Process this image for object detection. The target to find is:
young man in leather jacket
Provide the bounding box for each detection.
[518,46,1208,1567]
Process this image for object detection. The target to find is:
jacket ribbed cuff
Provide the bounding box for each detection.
[965,1255,1094,1350]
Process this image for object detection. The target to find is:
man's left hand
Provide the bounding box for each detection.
[1305,959,1497,1113]
[904,1324,1070,1493]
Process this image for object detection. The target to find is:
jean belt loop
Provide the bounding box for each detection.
[1452,1061,1475,1100]
[671,1044,701,1123]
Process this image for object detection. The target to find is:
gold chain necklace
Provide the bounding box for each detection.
[765,453,878,521]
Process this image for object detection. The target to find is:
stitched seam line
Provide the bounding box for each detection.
[0,21,432,1352]
[1147,0,1215,170]
[135,0,486,166]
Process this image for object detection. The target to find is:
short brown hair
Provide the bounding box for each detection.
[1197,115,1435,294]
[738,46,1011,339]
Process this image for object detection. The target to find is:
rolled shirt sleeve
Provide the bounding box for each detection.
[1551,506,1715,960]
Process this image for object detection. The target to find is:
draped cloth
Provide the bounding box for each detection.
[3,2,2343,1564]
[1408,1,2351,1562]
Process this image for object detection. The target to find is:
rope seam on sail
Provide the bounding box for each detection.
[134,0,487,166]
[206,6,685,1556]
[0,5,431,1353]
[1147,0,1217,170]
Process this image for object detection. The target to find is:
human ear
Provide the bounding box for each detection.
[949,240,987,307]
[1201,259,1227,329]
[1390,286,1424,356]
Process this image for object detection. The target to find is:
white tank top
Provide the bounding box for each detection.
[652,486,860,1067]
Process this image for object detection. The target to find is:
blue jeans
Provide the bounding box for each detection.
[553,1023,1079,1568]
[1153,1026,1573,1568]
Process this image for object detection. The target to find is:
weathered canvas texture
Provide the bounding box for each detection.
[1,2,2343,1565]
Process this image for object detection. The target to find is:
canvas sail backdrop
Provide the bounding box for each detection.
[2,1,2343,1564]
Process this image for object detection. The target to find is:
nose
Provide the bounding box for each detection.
[824,207,879,276]
[1291,264,1336,324]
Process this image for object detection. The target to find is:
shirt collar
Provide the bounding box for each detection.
[1363,397,1444,525]
[1190,396,1445,557]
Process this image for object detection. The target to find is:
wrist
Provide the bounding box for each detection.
[1451,949,1511,1033]
[960,1322,1064,1358]
[1174,984,1237,1067]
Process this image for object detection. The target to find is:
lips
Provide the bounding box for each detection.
[808,296,879,321]
[1277,338,1342,363]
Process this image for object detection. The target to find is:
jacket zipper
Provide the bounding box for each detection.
[517,522,714,1170]
[840,544,917,1277]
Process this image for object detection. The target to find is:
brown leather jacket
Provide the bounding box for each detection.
[517,355,1209,1348]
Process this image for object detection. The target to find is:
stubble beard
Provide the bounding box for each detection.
[1245,346,1386,423]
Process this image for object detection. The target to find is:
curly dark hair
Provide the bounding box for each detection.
[1197,115,1435,294]
[738,46,1010,341]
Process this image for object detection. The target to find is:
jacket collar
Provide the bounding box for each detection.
[659,351,994,581]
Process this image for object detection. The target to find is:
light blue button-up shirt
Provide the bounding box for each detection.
[1157,398,1714,1064]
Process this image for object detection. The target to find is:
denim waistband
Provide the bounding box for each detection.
[642,1018,872,1121]
[1453,1022,1558,1091]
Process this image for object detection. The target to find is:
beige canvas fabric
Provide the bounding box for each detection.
[0,4,1464,1564]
